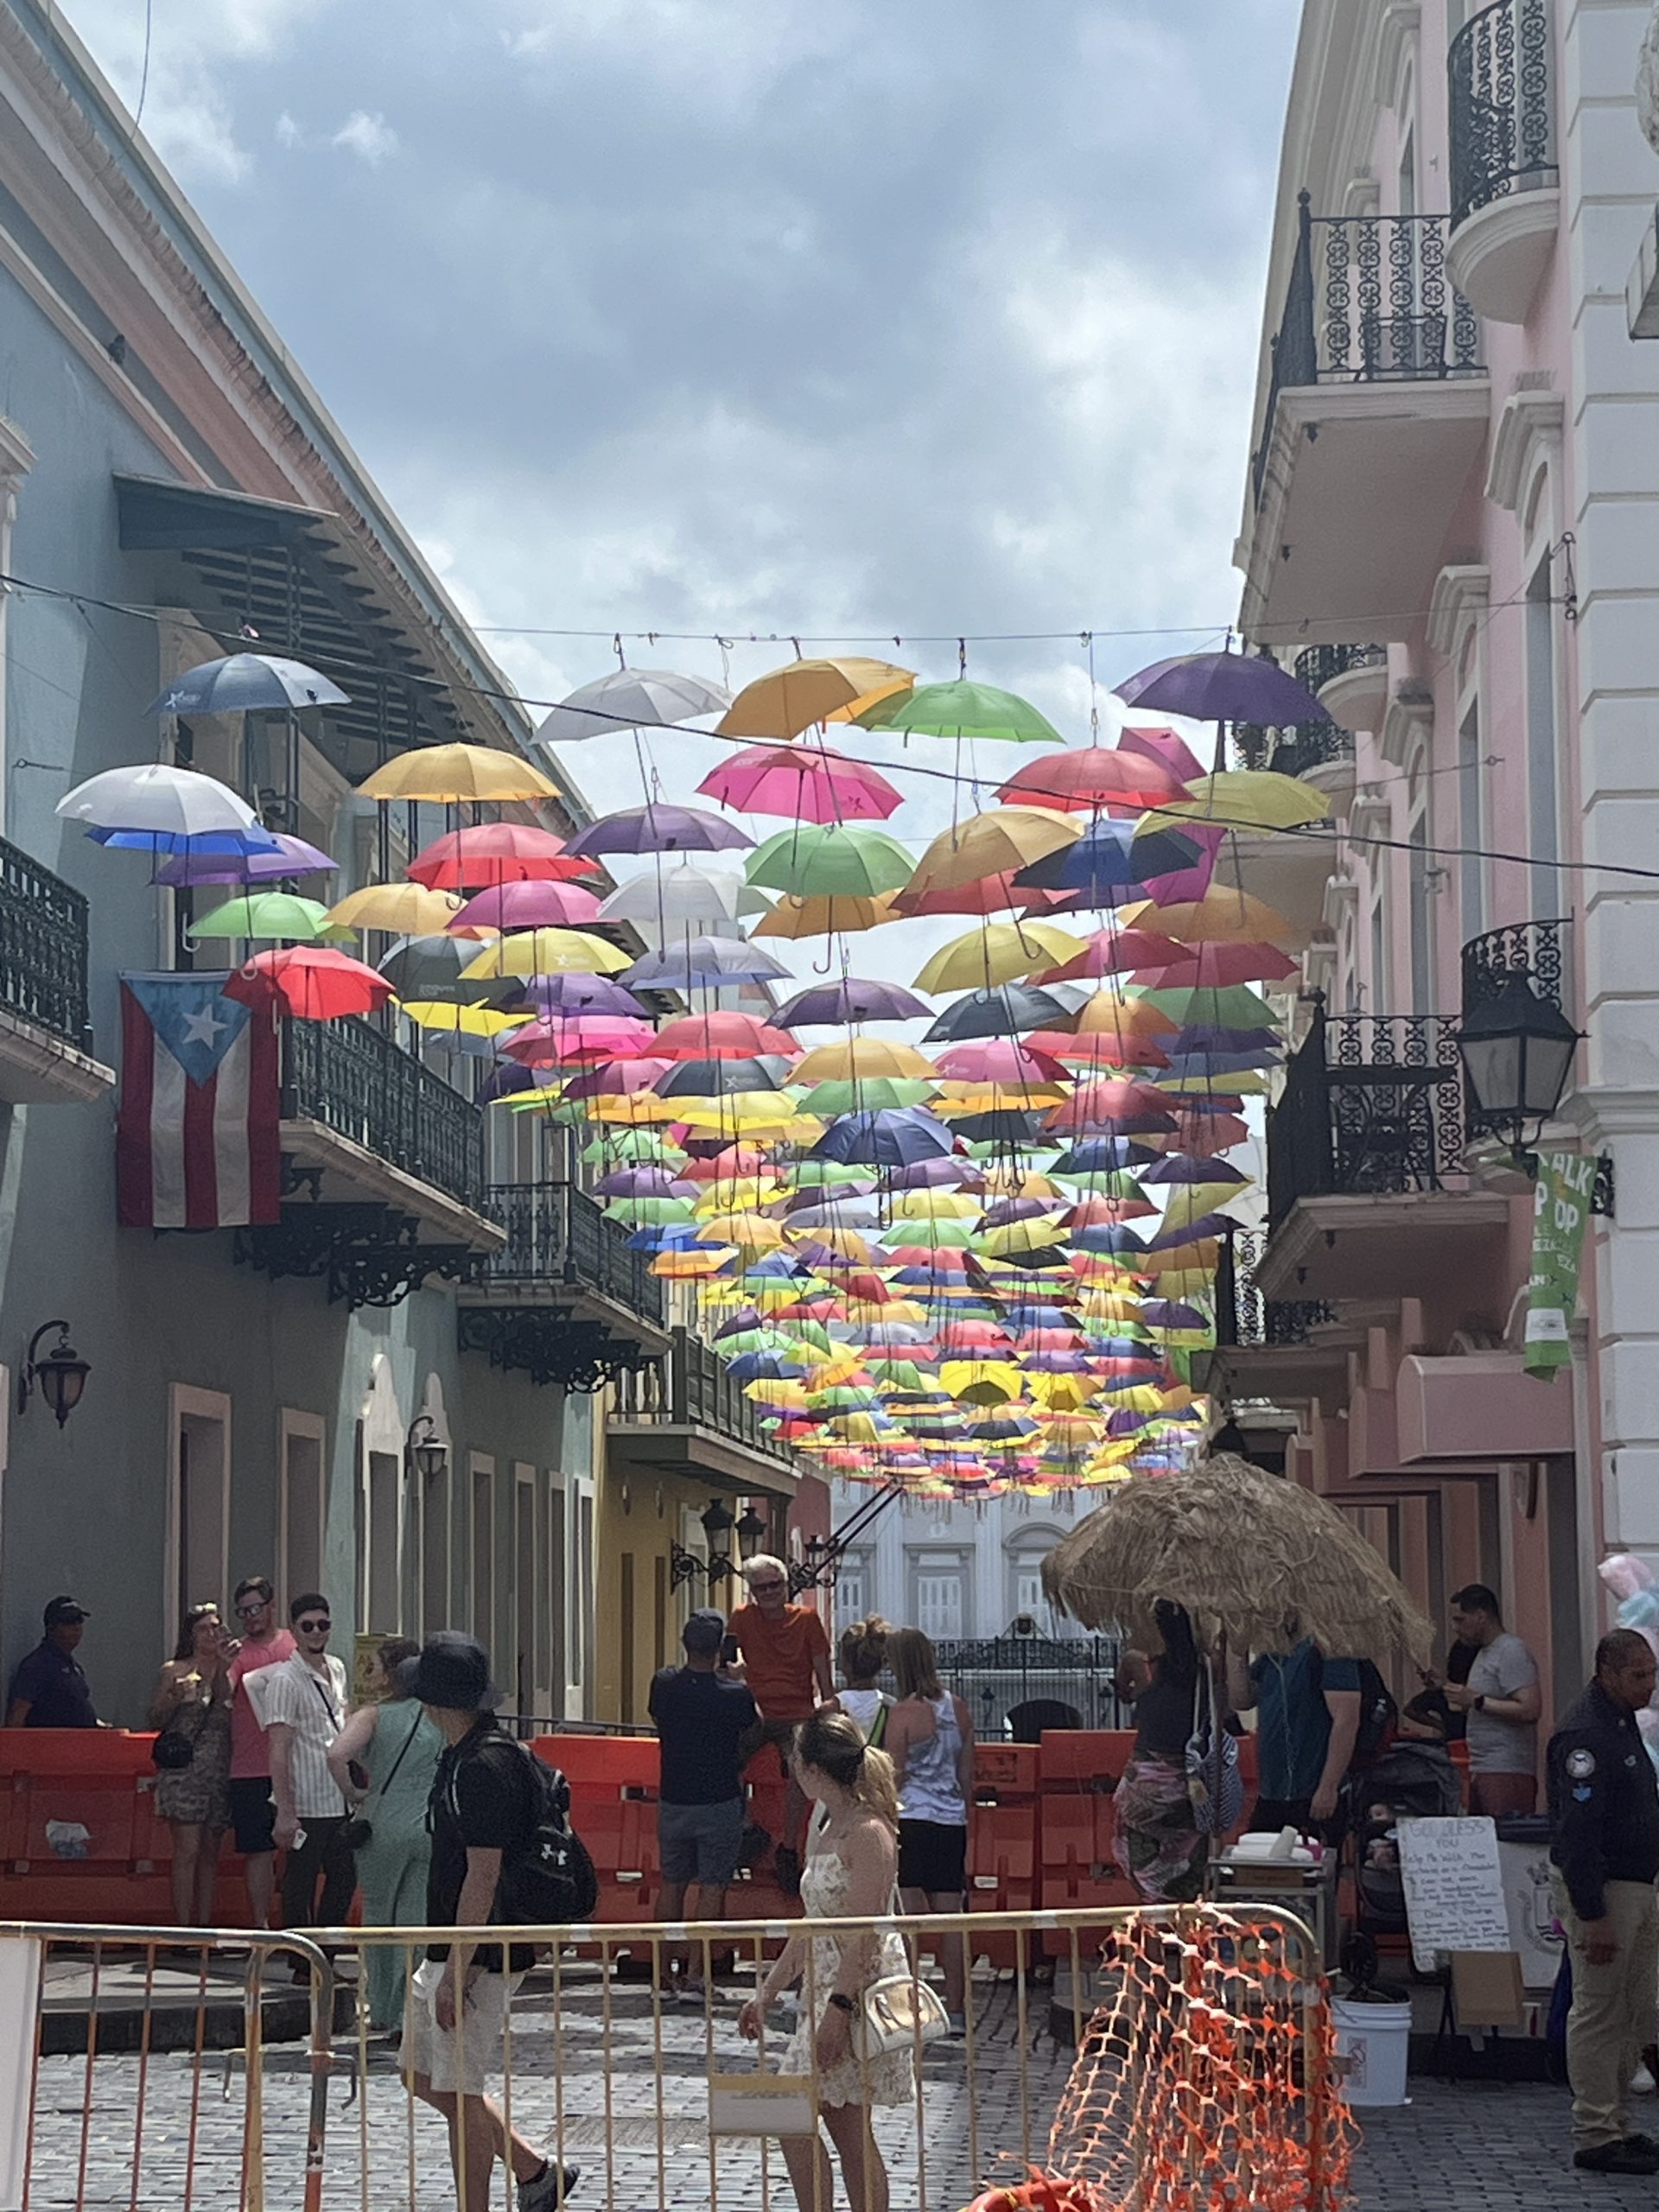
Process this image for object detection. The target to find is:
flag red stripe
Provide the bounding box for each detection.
[116,983,156,1229]
[181,1057,219,1230]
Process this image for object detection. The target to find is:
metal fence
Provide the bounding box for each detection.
[481,1183,666,1328]
[0,834,93,1054]
[283,1016,486,1214]
[930,1637,1129,1738]
[1449,0,1556,228]
[0,1906,1344,2212]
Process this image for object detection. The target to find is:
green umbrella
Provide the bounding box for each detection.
[746,823,915,899]
[715,1328,804,1361]
[1139,984,1278,1028]
[188,893,334,942]
[859,679,1062,746]
[877,1219,976,1249]
[867,1358,928,1392]
[792,1160,879,1189]
[604,1196,696,1228]
[580,1128,686,1166]
[799,1077,936,1116]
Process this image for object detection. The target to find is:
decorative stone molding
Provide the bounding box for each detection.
[1485,385,1564,514]
[1427,563,1492,658]
[1378,686,1435,771]
[1640,1,1659,156]
[1376,2,1422,113]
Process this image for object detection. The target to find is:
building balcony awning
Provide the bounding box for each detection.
[607,1330,799,1500]
[1255,1190,1513,1304]
[1396,1351,1574,1463]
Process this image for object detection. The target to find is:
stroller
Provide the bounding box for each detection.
[1340,1739,1463,1990]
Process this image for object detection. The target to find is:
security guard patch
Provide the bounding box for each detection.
[1566,1749,1597,1781]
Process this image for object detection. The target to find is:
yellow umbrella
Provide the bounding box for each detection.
[1120,890,1297,948]
[792,1038,936,1083]
[358,744,559,803]
[1139,1268,1216,1300]
[323,882,463,934]
[1144,770,1332,833]
[676,1094,810,1132]
[825,672,915,725]
[753,893,902,939]
[906,808,1081,898]
[1029,1374,1103,1411]
[844,1298,926,1325]
[938,1360,1023,1406]
[693,1179,779,1214]
[1161,1071,1269,1095]
[915,922,1084,994]
[889,1191,978,1220]
[797,1226,875,1264]
[1073,989,1182,1044]
[402,1001,531,1037]
[589,1092,686,1124]
[698,1213,786,1255]
[718,658,915,741]
[1138,1241,1221,1276]
[652,1246,736,1279]
[746,1380,809,1410]
[979,1216,1067,1258]
[932,1084,1066,1115]
[1160,1185,1252,1230]
[461,929,631,977]
[980,1168,1068,1201]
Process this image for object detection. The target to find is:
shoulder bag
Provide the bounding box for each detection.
[847,1883,950,2061]
[344,1708,424,1852]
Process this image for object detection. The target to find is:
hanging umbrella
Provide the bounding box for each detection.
[188,893,333,942]
[753,893,901,939]
[1033,927,1186,982]
[1121,890,1298,948]
[461,929,632,979]
[913,923,1084,994]
[357,745,558,803]
[792,1039,935,1084]
[515,974,648,1018]
[148,652,350,715]
[408,824,594,888]
[655,1011,797,1060]
[1141,770,1332,834]
[1043,1451,1433,1663]
[932,1039,1068,1085]
[861,680,1061,746]
[906,809,1081,898]
[323,883,464,935]
[1115,652,1329,728]
[1118,723,1210,785]
[718,657,915,740]
[657,1058,787,1098]
[995,747,1186,814]
[746,823,915,899]
[223,945,394,1020]
[448,880,602,934]
[566,804,751,857]
[597,863,746,930]
[812,1108,955,1168]
[59,764,275,845]
[804,1078,936,1115]
[1138,943,1300,988]
[698,744,903,823]
[153,834,338,887]
[622,938,791,988]
[533,667,731,747]
[1014,818,1203,900]
[895,877,1076,920]
[921,983,1072,1043]
[775,978,932,1027]
[403,1002,532,1041]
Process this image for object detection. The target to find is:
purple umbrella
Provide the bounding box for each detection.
[565,805,752,857]
[883,1156,983,1191]
[1139,1154,1249,1186]
[775,978,933,1027]
[153,834,338,886]
[1147,1211,1233,1252]
[1141,1299,1210,1329]
[514,975,648,1017]
[1116,652,1329,726]
[594,1166,698,1198]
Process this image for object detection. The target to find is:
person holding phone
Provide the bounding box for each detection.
[148,1602,234,1923]
[264,1593,355,1934]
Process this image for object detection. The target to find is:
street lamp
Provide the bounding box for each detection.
[1455,976,1584,1160]
[17,1320,90,1428]
[701,1497,736,1586]
[734,1503,767,1555]
[405,1413,448,1483]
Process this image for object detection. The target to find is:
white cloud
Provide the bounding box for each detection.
[330,110,399,165]
[275,111,302,149]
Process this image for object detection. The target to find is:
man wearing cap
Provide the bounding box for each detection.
[649,1610,758,2000]
[5,1599,99,1728]
[406,1630,578,2212]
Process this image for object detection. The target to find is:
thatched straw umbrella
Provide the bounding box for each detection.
[1041,1452,1433,1666]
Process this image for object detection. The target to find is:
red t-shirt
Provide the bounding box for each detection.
[227,1630,296,1779]
[728,1602,830,1722]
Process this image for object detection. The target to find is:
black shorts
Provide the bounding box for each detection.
[898,1818,967,1896]
[228,1776,276,1856]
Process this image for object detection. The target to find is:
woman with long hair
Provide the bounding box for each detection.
[326,1637,438,2032]
[832,1615,893,1746]
[739,1710,912,2212]
[1112,1602,1208,1904]
[884,1625,973,2031]
[147,1602,233,1923]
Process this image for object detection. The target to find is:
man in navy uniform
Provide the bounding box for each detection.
[1548,1628,1659,2176]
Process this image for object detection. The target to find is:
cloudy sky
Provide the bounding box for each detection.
[61,0,1297,999]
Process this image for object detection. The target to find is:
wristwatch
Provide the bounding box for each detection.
[828,1993,856,2015]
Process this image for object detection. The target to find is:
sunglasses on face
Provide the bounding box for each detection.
[749,1580,786,1596]
[235,1603,268,1618]
[297,1618,330,1634]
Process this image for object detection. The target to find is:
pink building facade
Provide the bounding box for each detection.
[1221,0,1659,1729]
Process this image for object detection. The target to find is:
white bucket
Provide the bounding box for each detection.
[1332,1997,1412,2108]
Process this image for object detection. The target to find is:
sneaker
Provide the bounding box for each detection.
[1573,2141,1659,2175]
[1633,2067,1657,2094]
[519,2159,582,2210]
[945,2012,966,2040]
[773,1846,802,1897]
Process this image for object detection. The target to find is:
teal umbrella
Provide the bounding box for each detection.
[860,680,1062,746]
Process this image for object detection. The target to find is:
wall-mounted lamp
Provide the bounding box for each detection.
[17,1321,90,1428]
[405,1412,448,1483]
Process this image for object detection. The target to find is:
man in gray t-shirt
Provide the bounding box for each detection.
[1444,1584,1541,1817]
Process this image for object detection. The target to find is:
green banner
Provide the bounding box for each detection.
[1524,1151,1597,1379]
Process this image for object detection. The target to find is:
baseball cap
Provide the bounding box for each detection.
[43,1596,87,1628]
[410,1630,499,1713]
[683,1609,726,1657]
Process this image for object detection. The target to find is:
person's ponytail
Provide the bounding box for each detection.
[852,1742,899,1827]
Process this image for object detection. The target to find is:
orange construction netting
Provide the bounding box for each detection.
[970,1910,1354,2212]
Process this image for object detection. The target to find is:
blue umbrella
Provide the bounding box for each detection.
[776,977,933,1026]
[1014,818,1203,899]
[725,1352,806,1382]
[87,824,282,856]
[812,1107,955,1168]
[147,652,350,716]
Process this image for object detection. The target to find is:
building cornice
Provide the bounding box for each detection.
[1485,385,1565,516]
[1427,563,1492,658]
[1378,686,1434,771]
[0,412,34,483]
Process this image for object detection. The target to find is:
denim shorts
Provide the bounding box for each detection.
[658,1797,745,1886]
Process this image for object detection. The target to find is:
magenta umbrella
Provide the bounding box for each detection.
[696,743,902,823]
[152,834,337,886]
[449,880,602,935]
[1116,724,1208,787]
[501,1025,658,1069]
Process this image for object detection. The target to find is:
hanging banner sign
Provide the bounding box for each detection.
[1524,1151,1597,1379]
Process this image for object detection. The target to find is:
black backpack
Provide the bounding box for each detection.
[448,1738,599,1929]
[1351,1660,1399,1771]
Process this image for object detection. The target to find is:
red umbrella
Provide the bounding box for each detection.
[679,1144,776,1183]
[512,1038,663,1076]
[1045,1080,1179,1136]
[654,1011,798,1060]
[996,747,1185,815]
[893,877,1076,919]
[1065,1196,1159,1227]
[225,946,395,1020]
[1135,943,1300,989]
[449,880,603,934]
[1035,927,1187,982]
[409,823,598,888]
[932,1039,1070,1085]
[1116,723,1208,785]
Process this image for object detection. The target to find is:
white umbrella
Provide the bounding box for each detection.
[597,861,746,930]
[57,764,264,836]
[534,668,731,748]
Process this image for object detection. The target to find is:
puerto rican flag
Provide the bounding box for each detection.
[118,974,281,1229]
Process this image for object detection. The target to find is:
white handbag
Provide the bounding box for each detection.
[849,1969,950,2061]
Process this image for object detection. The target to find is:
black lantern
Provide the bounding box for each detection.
[1455,976,1583,1157]
[734,1503,768,1552]
[18,1320,90,1428]
[701,1497,736,1586]
[405,1413,448,1483]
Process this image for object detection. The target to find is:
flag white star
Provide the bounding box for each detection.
[180,1003,227,1046]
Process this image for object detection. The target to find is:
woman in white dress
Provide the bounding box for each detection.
[738,1710,912,2212]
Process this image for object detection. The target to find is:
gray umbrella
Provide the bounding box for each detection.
[147,652,350,715]
[377,935,495,1003]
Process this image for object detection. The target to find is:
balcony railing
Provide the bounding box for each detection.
[1253,199,1484,504]
[0,836,93,1052]
[1450,0,1556,229]
[1267,1002,1466,1229]
[1234,647,1382,778]
[282,1016,486,1213]
[482,1181,665,1328]
[1213,1226,1338,1350]
[612,1327,791,1463]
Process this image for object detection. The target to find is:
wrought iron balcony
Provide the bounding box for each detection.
[1252,199,1483,505]
[1267,1002,1466,1230]
[281,1015,486,1215]
[612,1327,792,1468]
[1292,644,1388,696]
[1213,1226,1338,1350]
[0,835,93,1053]
[481,1181,665,1329]
[1450,0,1556,229]
[1234,646,1382,777]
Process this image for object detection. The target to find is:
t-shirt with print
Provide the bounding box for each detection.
[1251,1643,1362,1803]
[427,1719,538,1971]
[227,1631,296,1779]
[1465,1633,1540,1777]
[727,1602,830,1722]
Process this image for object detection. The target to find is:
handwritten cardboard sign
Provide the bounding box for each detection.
[1396,1816,1512,1972]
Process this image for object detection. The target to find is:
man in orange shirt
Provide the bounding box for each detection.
[726,1554,833,1895]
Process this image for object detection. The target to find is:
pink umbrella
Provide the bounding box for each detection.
[932,1039,1071,1085]
[552,1054,676,1090]
[449,880,603,936]
[697,743,902,823]
[501,1025,657,1069]
[1116,723,1208,785]
[1135,943,1300,988]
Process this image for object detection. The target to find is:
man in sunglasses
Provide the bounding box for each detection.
[225,1576,296,1928]
[727,1554,832,1896]
[265,1594,356,1934]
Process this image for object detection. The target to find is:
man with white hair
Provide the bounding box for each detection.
[726,1554,833,1895]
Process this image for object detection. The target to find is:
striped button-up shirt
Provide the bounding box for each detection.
[264,1653,350,1820]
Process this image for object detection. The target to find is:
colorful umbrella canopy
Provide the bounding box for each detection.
[153,834,336,887]
[59,764,274,843]
[534,667,731,747]
[188,893,334,942]
[914,923,1084,994]
[1115,651,1329,728]
[697,744,903,823]
[223,946,394,1020]
[906,808,1081,897]
[450,880,604,934]
[861,680,1062,746]
[409,823,593,888]
[996,747,1186,814]
[717,657,914,740]
[323,882,464,935]
[357,745,559,803]
[461,929,632,978]
[148,652,349,715]
[746,823,917,899]
[753,893,902,939]
[775,978,932,1026]
[566,804,751,857]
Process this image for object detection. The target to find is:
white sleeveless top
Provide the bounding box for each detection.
[899,1692,967,1827]
[836,1688,891,1740]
